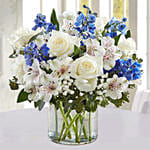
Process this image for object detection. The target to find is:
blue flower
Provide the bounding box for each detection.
[118,23,127,32]
[110,32,117,38]
[122,17,127,22]
[40,43,50,57]
[88,14,96,23]
[104,17,128,39]
[104,59,142,81]
[32,13,47,31]
[24,42,41,66]
[24,54,33,66]
[109,17,116,25]
[74,5,96,40]
[45,23,56,33]
[105,32,110,37]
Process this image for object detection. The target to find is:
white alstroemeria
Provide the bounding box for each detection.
[118,36,136,58]
[48,30,79,57]
[24,60,45,91]
[50,57,73,79]
[28,85,41,102]
[103,75,128,99]
[101,38,121,70]
[71,54,103,92]
[11,55,26,84]
[85,39,105,56]
[9,28,40,54]
[95,17,109,31]
[39,75,61,102]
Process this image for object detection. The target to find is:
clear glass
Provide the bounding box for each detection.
[48,104,98,145]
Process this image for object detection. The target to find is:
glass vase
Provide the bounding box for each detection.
[48,104,98,145]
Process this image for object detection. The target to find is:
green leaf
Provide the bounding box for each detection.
[100,99,109,107]
[34,100,45,111]
[101,30,106,37]
[28,32,43,44]
[132,54,137,61]
[114,34,121,46]
[125,30,131,39]
[138,58,143,63]
[40,66,52,74]
[104,22,111,29]
[50,9,59,31]
[9,79,19,90]
[74,45,80,55]
[72,45,81,60]
[106,92,129,107]
[128,84,136,89]
[9,51,18,58]
[17,89,30,103]
[9,76,19,90]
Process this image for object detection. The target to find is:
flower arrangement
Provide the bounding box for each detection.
[9,5,143,144]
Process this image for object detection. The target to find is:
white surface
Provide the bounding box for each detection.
[0,108,150,150]
[132,90,150,113]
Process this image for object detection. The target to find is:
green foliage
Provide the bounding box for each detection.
[100,98,109,107]
[72,45,86,60]
[125,30,131,39]
[40,66,52,74]
[128,84,136,89]
[9,76,19,90]
[84,94,99,112]
[50,9,59,31]
[114,34,121,46]
[17,89,30,103]
[9,50,18,58]
[106,92,129,107]
[34,100,45,111]
[132,54,143,63]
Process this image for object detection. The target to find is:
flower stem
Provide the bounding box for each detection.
[68,114,78,136]
[75,116,79,142]
[62,113,80,141]
[59,102,72,139]
[78,112,87,142]
[89,111,92,141]
[55,106,58,140]
[58,109,71,141]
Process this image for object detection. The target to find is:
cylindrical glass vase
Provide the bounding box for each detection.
[48,104,98,145]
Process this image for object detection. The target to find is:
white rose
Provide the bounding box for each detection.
[48,30,79,57]
[71,54,103,92]
[118,36,136,57]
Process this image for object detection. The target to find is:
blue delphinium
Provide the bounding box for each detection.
[32,13,56,35]
[24,42,38,66]
[74,5,96,44]
[32,14,47,31]
[122,17,127,22]
[104,59,142,81]
[24,42,51,66]
[104,17,127,38]
[45,23,56,34]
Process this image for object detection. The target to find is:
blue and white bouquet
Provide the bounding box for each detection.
[8,5,143,144]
